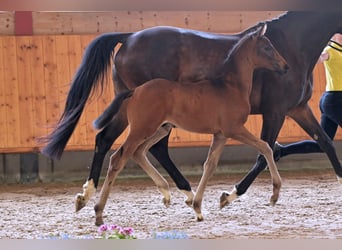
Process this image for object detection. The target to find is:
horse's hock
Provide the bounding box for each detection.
[0,11,340,183]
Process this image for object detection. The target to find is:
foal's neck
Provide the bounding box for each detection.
[222,48,255,95]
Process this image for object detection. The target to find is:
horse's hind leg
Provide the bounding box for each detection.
[75,113,128,212]
[288,105,342,181]
[193,133,226,221]
[220,126,282,209]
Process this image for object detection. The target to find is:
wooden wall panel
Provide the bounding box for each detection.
[0,38,6,145]
[1,37,21,149]
[0,34,338,153]
[30,11,284,35]
[0,12,15,35]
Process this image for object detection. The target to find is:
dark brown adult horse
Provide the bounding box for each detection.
[41,12,342,212]
[92,24,287,225]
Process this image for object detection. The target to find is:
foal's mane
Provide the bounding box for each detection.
[225,33,253,63]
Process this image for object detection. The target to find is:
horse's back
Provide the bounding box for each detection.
[114,26,242,88]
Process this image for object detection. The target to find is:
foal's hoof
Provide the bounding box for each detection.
[163,197,171,208]
[75,193,86,212]
[95,217,104,227]
[182,190,195,207]
[196,214,204,222]
[269,195,278,206]
[185,198,193,207]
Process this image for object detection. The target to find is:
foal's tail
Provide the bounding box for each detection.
[41,32,132,160]
[93,90,134,130]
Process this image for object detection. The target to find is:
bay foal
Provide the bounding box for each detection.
[93,24,288,225]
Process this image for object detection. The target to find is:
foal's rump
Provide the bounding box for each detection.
[93,90,133,130]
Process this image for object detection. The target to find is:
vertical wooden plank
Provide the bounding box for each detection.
[67,35,87,147]
[80,35,99,147]
[30,36,48,145]
[0,38,8,148]
[16,36,35,147]
[41,36,59,128]
[2,36,20,149]
[54,35,73,146]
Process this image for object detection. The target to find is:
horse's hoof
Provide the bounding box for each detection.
[219,192,230,209]
[220,189,238,209]
[337,175,342,184]
[75,193,86,212]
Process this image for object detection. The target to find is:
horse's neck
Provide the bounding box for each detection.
[267,12,340,71]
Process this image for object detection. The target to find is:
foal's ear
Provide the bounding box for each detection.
[252,23,267,39]
[257,23,267,37]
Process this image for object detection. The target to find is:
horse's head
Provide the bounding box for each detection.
[251,24,289,75]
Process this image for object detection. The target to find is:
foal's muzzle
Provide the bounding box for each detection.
[277,64,289,75]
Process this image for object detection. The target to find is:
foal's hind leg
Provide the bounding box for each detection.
[137,124,194,207]
[132,124,174,207]
[220,126,282,209]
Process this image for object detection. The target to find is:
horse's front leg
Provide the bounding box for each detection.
[288,104,342,181]
[75,114,128,212]
[220,115,285,208]
[193,133,226,221]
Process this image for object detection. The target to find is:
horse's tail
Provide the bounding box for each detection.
[41,32,132,160]
[93,90,134,130]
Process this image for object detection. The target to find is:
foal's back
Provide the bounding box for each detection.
[127,78,249,136]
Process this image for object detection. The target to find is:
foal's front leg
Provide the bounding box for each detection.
[193,133,226,221]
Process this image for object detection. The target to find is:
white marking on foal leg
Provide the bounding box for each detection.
[219,187,238,209]
[181,190,195,207]
[157,186,171,208]
[75,179,96,212]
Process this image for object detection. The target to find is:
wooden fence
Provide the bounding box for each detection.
[0,34,340,153]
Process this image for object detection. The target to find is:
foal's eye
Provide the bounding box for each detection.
[264,46,272,52]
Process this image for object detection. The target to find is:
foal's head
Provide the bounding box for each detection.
[229,23,289,75]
